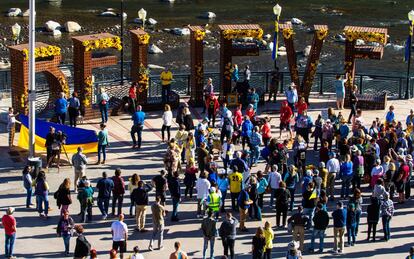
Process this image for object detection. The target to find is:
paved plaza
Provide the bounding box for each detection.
[0,94,414,258]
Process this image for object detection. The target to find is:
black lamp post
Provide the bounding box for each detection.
[120,0,125,86]
[406,10,414,99]
[272,4,282,69]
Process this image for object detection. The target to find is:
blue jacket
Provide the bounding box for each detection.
[238,190,250,209]
[132,111,145,126]
[339,124,349,139]
[96,177,114,199]
[55,98,68,114]
[332,208,347,228]
[340,162,353,177]
[241,120,253,137]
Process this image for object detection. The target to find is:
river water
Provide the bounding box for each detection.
[0,0,413,76]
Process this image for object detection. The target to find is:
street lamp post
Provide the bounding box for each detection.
[11,23,21,45]
[272,4,282,69]
[120,0,125,86]
[28,0,36,158]
[406,10,414,99]
[138,8,147,30]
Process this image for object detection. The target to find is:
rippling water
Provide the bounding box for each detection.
[0,0,413,75]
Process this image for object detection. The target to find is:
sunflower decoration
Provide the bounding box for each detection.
[138,34,150,45]
[224,62,232,81]
[83,76,93,107]
[344,30,386,44]
[316,29,328,41]
[58,76,69,96]
[82,36,123,52]
[282,28,294,40]
[195,63,204,85]
[20,94,27,108]
[195,30,206,41]
[223,29,263,40]
[137,63,150,93]
[22,46,61,60]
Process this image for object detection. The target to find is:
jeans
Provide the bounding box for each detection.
[347,223,356,245]
[270,188,277,208]
[57,112,66,124]
[251,145,260,164]
[355,209,361,235]
[80,201,93,223]
[62,233,71,253]
[162,84,171,103]
[203,236,215,259]
[5,233,16,257]
[97,197,110,216]
[288,187,295,211]
[112,194,124,216]
[172,197,180,219]
[310,229,325,251]
[25,187,32,207]
[367,222,377,240]
[303,207,315,226]
[197,198,207,216]
[131,125,143,148]
[149,223,164,248]
[97,144,107,162]
[99,103,108,123]
[220,191,227,212]
[161,125,171,141]
[341,175,353,197]
[222,238,235,259]
[230,192,239,211]
[36,194,49,215]
[382,215,391,241]
[248,200,261,220]
[348,103,357,122]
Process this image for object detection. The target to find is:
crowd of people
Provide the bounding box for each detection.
[2,72,414,259]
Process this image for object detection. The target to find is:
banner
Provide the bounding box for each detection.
[18,115,98,154]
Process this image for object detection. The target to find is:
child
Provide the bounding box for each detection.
[129,246,144,259]
[7,107,18,148]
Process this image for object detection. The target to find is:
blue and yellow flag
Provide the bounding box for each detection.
[18,115,98,154]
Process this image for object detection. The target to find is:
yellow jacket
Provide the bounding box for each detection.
[264,228,274,249]
[160,71,173,86]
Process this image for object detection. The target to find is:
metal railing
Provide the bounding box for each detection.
[1,61,414,105]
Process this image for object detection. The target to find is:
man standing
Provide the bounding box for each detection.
[131,181,150,232]
[201,210,217,259]
[55,92,68,124]
[152,170,168,207]
[111,214,128,259]
[219,212,238,259]
[45,126,57,167]
[72,147,88,193]
[196,172,211,218]
[332,201,347,254]
[268,67,282,102]
[168,171,181,222]
[243,65,251,87]
[96,172,114,220]
[160,67,173,103]
[112,169,125,217]
[206,187,221,220]
[149,196,166,251]
[326,152,340,201]
[309,203,329,253]
[287,205,309,252]
[237,185,252,232]
[228,168,243,211]
[268,165,281,208]
[131,105,145,149]
[2,207,16,259]
[285,83,298,113]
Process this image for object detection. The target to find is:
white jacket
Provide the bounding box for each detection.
[196,178,211,200]
[162,111,173,126]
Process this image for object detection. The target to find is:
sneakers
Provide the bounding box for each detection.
[148,246,154,251]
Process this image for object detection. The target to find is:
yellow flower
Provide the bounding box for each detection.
[283,28,294,39]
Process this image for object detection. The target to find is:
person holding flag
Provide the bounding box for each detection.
[302,182,317,227]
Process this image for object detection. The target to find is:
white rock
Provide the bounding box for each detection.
[105,8,116,12]
[263,34,271,40]
[278,51,287,56]
[201,12,216,19]
[303,45,311,57]
[45,21,61,32]
[100,11,117,17]
[205,29,211,34]
[172,28,190,36]
[148,44,163,54]
[122,12,127,20]
[22,9,31,17]
[148,64,165,70]
[51,30,62,37]
[291,18,304,25]
[64,21,82,33]
[241,37,254,42]
[386,43,404,51]
[356,39,365,45]
[334,34,346,43]
[163,28,171,32]
[6,8,22,17]
[278,46,286,51]
[148,18,157,25]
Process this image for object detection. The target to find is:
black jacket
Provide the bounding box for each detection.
[367,201,381,223]
[168,176,181,198]
[313,209,329,230]
[131,187,149,206]
[74,234,91,257]
[288,212,309,227]
[219,217,239,239]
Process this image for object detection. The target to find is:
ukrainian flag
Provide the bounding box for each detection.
[18,115,98,154]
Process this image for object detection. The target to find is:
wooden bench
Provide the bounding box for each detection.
[346,92,387,110]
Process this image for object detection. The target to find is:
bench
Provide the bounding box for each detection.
[345,92,387,110]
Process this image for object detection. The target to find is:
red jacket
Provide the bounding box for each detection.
[205,96,220,114]
[129,86,136,99]
[246,108,255,121]
[234,109,243,127]
[261,122,272,139]
[280,105,293,124]
[295,101,308,115]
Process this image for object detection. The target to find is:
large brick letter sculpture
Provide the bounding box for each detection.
[130,29,150,105]
[219,24,263,96]
[343,26,387,102]
[72,33,122,119]
[189,26,206,106]
[9,42,67,115]
[280,22,328,102]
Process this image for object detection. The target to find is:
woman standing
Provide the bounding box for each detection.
[347,85,358,123]
[367,197,380,242]
[98,87,110,123]
[261,117,272,147]
[56,210,75,256]
[73,225,91,259]
[33,171,49,218]
[257,171,268,210]
[22,165,33,208]
[184,159,198,199]
[128,174,140,216]
[380,192,394,241]
[251,227,266,259]
[349,188,363,235]
[68,92,80,127]
[275,181,291,228]
[263,221,274,259]
[284,165,300,211]
[183,107,195,131]
[371,159,384,188]
[162,104,173,142]
[56,178,72,216]
[184,132,196,163]
[97,123,109,165]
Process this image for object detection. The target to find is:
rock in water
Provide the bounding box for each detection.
[303,45,311,57]
[291,18,304,25]
[201,12,216,19]
[51,30,62,37]
[64,21,82,33]
[148,44,163,54]
[172,28,190,36]
[45,21,61,32]
[263,34,272,40]
[100,11,117,17]
[22,9,31,17]
[6,8,22,17]
[148,18,158,25]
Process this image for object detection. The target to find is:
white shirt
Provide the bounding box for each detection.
[327,158,340,173]
[221,143,235,159]
[162,111,173,126]
[130,253,145,259]
[268,171,281,189]
[111,220,128,241]
[196,178,211,199]
[7,113,16,130]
